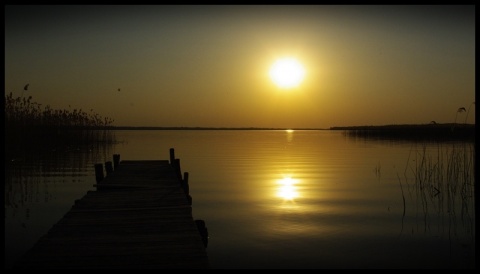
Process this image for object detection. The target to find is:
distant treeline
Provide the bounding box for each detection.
[331,123,475,142]
[5,92,116,159]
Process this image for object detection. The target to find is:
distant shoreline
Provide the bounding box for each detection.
[329,123,475,130]
[109,123,475,131]
[331,123,475,142]
[107,123,475,142]
[109,126,327,130]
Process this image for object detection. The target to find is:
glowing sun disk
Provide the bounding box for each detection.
[269,58,305,89]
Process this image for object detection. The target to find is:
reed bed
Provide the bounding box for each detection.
[336,124,475,142]
[400,141,475,240]
[5,92,117,161]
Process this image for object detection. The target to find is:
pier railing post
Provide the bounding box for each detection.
[195,220,209,248]
[95,163,104,183]
[182,172,190,195]
[169,148,175,164]
[173,159,182,181]
[113,154,120,169]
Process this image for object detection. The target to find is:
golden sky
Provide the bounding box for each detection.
[5,5,475,128]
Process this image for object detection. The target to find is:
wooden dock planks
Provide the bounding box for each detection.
[14,155,209,269]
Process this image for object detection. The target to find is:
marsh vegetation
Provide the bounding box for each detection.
[399,142,475,231]
[333,123,475,142]
[5,92,116,161]
[338,123,475,259]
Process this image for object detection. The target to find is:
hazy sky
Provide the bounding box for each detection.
[5,5,475,128]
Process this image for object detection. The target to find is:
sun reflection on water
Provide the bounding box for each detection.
[285,129,294,142]
[277,176,299,201]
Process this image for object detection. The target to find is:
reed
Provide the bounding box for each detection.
[5,92,117,160]
[399,141,475,237]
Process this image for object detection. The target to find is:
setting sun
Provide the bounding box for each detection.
[269,58,306,89]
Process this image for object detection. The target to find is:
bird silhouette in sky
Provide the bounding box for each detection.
[21,83,29,97]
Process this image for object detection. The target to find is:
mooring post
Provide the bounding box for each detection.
[95,163,104,183]
[113,154,120,170]
[169,148,175,164]
[174,158,182,181]
[183,172,190,195]
[195,219,209,248]
[105,161,113,175]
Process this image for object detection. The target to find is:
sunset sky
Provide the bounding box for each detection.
[5,5,475,128]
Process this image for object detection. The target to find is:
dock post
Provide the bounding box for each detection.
[195,220,209,247]
[173,158,182,181]
[169,148,175,164]
[113,154,120,169]
[94,163,104,183]
[105,161,113,175]
[182,172,190,195]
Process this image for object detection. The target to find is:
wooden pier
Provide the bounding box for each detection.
[14,149,209,269]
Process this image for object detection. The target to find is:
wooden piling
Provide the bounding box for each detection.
[183,172,190,195]
[113,154,120,169]
[94,163,104,183]
[195,219,209,248]
[105,161,113,175]
[173,158,182,181]
[170,148,175,164]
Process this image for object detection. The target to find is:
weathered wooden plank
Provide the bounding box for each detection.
[14,155,209,269]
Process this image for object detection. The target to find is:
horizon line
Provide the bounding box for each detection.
[108,122,475,130]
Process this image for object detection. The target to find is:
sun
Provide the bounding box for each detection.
[269,57,306,89]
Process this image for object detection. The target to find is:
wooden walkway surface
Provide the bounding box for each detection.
[14,152,209,269]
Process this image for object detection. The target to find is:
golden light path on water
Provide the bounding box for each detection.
[277,176,299,201]
[264,130,352,237]
[277,130,300,202]
[268,172,330,237]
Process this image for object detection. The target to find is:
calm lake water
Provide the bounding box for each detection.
[4,130,475,269]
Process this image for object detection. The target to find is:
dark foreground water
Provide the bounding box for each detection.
[4,130,475,269]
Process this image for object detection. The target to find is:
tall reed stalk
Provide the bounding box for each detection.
[400,141,475,239]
